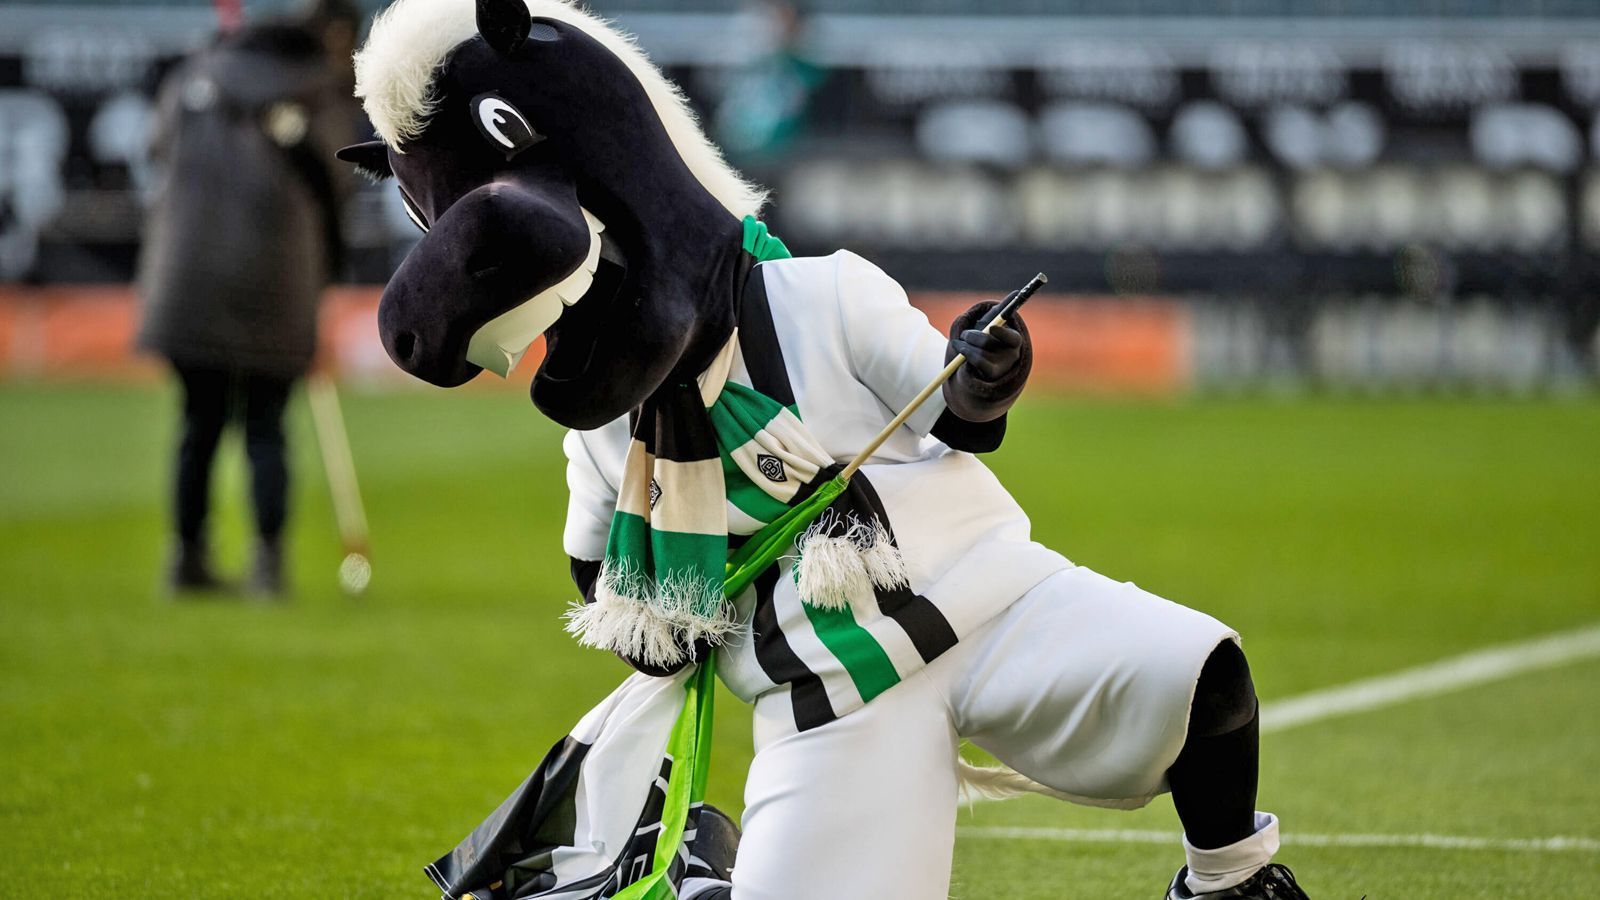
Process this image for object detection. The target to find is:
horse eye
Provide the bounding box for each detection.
[399,190,429,234]
[470,92,544,159]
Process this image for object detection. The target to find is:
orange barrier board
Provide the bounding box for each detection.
[0,285,1187,393]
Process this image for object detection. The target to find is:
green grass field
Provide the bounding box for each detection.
[2,383,1597,898]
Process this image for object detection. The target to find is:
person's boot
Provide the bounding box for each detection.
[679,804,739,900]
[1165,863,1311,899]
[166,539,226,596]
[249,537,286,599]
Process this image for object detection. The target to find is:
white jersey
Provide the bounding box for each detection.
[563,251,1071,734]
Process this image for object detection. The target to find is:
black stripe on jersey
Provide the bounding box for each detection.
[851,474,960,663]
[734,271,834,731]
[874,582,958,663]
[737,264,797,407]
[749,566,836,731]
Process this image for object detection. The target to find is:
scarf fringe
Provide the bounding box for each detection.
[795,514,909,611]
[861,520,910,591]
[564,560,740,669]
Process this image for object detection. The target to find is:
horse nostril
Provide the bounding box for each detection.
[394,330,417,363]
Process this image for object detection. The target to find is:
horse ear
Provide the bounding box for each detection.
[476,0,531,55]
[336,141,393,180]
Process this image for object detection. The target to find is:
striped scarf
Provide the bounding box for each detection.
[565,220,909,669]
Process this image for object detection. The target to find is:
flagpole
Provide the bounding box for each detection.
[837,272,1047,482]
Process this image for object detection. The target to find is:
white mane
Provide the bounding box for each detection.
[354,0,765,218]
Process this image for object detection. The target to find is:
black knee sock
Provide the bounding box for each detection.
[1168,642,1260,850]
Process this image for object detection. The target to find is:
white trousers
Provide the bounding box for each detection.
[729,566,1238,900]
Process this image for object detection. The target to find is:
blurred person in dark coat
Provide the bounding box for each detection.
[137,0,363,597]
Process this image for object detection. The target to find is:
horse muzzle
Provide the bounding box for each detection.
[378,179,593,387]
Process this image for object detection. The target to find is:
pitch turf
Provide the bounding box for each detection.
[1,383,1596,898]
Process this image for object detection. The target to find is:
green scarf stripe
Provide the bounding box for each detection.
[721,455,792,523]
[801,601,901,704]
[709,382,788,447]
[742,216,792,261]
[709,382,796,523]
[604,512,727,583]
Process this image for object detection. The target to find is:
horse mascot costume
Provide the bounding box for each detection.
[338,1,1312,898]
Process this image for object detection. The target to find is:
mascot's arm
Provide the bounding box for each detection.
[836,251,950,440]
[836,252,1030,453]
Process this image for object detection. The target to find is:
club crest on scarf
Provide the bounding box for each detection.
[756,453,786,483]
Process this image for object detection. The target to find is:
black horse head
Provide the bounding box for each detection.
[339,0,764,429]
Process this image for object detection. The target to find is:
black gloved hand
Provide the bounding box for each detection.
[941,295,1032,423]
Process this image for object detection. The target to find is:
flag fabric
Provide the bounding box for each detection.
[424,661,719,900]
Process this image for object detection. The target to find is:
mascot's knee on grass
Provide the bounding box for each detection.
[340,1,1309,897]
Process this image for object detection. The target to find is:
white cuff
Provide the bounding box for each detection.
[1184,811,1280,894]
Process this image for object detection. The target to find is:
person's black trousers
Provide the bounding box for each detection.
[172,364,296,545]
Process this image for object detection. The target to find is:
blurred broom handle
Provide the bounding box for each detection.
[307,373,369,559]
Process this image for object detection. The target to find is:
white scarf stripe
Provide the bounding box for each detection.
[649,457,731,536]
[613,445,655,519]
[726,437,815,503]
[696,335,740,406]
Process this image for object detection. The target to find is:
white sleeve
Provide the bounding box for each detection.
[834,251,949,437]
[563,428,616,562]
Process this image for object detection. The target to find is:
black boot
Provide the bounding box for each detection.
[1166,864,1311,899]
[249,538,286,599]
[681,804,739,898]
[166,539,226,596]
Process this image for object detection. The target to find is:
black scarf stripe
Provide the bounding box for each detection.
[634,384,721,465]
[791,461,846,508]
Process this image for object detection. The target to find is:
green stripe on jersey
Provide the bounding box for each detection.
[802,601,901,704]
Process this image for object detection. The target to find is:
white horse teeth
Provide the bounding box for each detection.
[555,269,592,306]
[463,207,609,377]
[581,209,603,275]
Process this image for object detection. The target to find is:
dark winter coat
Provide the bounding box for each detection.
[137,23,359,378]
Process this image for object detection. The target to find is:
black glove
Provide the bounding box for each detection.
[942,295,1032,423]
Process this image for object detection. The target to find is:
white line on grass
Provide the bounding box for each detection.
[1260,622,1600,733]
[957,826,1600,854]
